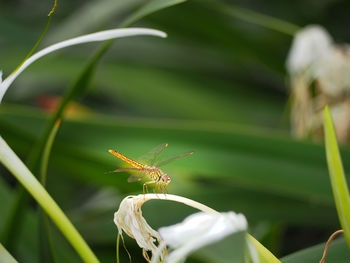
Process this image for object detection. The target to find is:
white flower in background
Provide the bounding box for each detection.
[315,46,350,97]
[286,25,332,75]
[287,25,350,143]
[158,211,247,263]
[114,194,261,263]
[329,100,350,142]
[0,28,166,103]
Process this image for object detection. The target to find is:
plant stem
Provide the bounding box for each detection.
[319,230,344,263]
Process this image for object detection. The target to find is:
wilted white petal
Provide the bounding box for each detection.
[315,46,350,97]
[114,195,162,261]
[286,25,333,75]
[158,211,248,263]
[330,101,350,143]
[0,28,166,103]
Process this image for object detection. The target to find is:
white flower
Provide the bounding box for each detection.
[114,195,162,261]
[158,211,248,263]
[329,101,350,142]
[0,28,166,103]
[314,46,350,97]
[286,25,332,75]
[114,194,255,263]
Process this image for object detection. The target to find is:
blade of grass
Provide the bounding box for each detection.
[40,119,61,185]
[0,243,18,263]
[208,0,300,36]
[39,119,61,263]
[323,106,350,248]
[47,0,57,16]
[0,137,99,263]
[39,213,56,263]
[12,0,57,74]
[120,0,187,27]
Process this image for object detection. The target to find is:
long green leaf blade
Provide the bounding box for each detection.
[40,119,61,185]
[208,1,300,36]
[323,105,350,248]
[121,0,187,27]
[39,119,61,263]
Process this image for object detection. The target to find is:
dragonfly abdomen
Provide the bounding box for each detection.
[108,150,144,169]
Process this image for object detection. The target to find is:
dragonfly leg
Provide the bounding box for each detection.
[163,184,168,195]
[143,181,153,195]
[153,183,160,199]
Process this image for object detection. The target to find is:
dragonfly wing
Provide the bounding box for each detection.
[107,168,141,173]
[137,142,168,165]
[127,174,146,182]
[156,151,194,167]
[107,168,146,182]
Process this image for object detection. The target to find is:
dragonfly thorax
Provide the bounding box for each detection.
[144,166,170,184]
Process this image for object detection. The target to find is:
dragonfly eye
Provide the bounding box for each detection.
[162,174,171,183]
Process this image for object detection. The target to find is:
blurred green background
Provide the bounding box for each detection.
[1,0,350,262]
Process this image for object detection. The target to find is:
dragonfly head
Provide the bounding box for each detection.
[161,173,171,184]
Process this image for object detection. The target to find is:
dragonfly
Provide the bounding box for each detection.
[108,143,194,194]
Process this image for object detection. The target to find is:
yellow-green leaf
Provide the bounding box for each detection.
[323,105,350,248]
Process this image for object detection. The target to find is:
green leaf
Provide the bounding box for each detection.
[281,238,350,263]
[12,1,56,74]
[248,234,281,263]
[201,0,300,36]
[39,119,61,263]
[0,137,99,263]
[323,106,350,248]
[120,0,187,27]
[40,119,61,185]
[0,243,18,263]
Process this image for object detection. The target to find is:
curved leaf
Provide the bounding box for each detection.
[0,28,166,102]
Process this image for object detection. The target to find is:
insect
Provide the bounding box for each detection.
[108,143,194,194]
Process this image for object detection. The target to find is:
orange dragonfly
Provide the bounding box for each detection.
[108,143,194,194]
